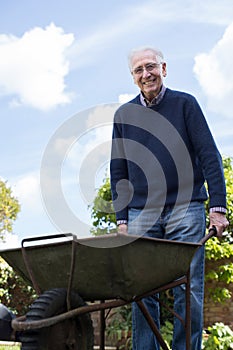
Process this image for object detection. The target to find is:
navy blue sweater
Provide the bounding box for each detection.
[110,88,226,221]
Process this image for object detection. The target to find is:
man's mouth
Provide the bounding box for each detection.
[143,79,156,85]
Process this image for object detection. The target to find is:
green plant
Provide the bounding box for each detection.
[0,180,36,317]
[204,156,233,303]
[106,305,175,350]
[160,320,173,349]
[202,322,233,349]
[205,236,233,302]
[106,305,132,349]
[89,177,117,235]
[205,157,233,232]
[0,179,20,240]
[0,257,36,315]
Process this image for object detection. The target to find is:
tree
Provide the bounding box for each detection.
[0,179,36,314]
[90,177,116,235]
[0,179,20,240]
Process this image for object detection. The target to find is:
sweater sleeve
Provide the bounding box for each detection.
[110,114,130,221]
[184,95,227,209]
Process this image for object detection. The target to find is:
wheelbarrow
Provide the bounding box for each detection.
[0,228,217,350]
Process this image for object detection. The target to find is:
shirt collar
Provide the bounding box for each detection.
[140,85,166,107]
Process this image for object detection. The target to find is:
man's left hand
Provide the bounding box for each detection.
[209,212,229,238]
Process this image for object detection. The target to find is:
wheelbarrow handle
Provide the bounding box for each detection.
[21,233,76,248]
[199,226,217,245]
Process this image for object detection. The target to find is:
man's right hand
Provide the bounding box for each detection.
[117,224,128,234]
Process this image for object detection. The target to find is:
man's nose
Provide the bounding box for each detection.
[142,68,151,78]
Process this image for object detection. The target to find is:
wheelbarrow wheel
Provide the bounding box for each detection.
[20,288,94,350]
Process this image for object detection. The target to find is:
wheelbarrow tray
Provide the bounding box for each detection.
[0,233,201,301]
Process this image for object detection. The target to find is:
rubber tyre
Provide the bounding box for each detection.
[20,288,94,350]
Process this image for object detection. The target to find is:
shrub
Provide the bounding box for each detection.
[202,322,233,349]
[0,257,36,315]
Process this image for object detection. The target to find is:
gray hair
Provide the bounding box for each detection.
[128,46,165,70]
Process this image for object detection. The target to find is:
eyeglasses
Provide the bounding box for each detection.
[132,62,162,75]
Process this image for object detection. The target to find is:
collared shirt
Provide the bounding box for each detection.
[140,85,167,107]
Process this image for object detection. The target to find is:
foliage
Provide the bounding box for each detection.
[205,235,233,261]
[0,180,20,240]
[160,321,173,349]
[202,322,233,349]
[223,157,233,231]
[205,237,233,302]
[205,156,233,302]
[106,305,132,349]
[90,177,117,235]
[0,180,35,315]
[0,257,36,315]
[147,321,233,350]
[205,157,233,233]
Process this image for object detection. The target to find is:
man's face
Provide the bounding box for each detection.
[131,49,167,101]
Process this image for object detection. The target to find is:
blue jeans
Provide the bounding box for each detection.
[128,201,206,350]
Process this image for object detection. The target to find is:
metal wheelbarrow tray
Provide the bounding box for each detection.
[0,231,215,350]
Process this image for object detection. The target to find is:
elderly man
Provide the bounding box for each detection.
[110,46,229,350]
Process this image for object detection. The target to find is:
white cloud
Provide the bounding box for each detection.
[118,94,136,104]
[12,173,41,211]
[0,23,74,110]
[193,22,233,118]
[68,0,233,70]
[0,174,44,246]
[137,0,233,26]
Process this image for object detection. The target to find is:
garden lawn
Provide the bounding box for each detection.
[0,343,21,350]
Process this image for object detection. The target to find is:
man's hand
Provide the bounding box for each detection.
[209,212,229,238]
[117,224,128,235]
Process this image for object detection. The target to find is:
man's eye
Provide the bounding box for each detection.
[146,64,156,70]
[134,67,143,74]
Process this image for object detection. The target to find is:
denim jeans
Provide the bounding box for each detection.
[128,201,206,350]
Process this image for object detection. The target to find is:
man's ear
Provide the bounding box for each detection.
[162,62,167,77]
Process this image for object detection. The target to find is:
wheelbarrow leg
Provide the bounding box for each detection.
[99,304,105,350]
[136,300,169,350]
[185,269,191,350]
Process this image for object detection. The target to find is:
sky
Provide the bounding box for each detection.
[0,0,233,248]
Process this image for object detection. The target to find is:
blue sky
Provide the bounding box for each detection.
[1,0,233,247]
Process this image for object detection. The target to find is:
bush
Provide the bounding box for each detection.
[204,157,233,303]
[0,257,36,315]
[205,235,233,302]
[202,322,233,349]
[106,305,132,349]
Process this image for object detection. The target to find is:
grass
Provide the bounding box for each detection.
[0,342,21,350]
[0,346,117,350]
[0,343,117,350]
